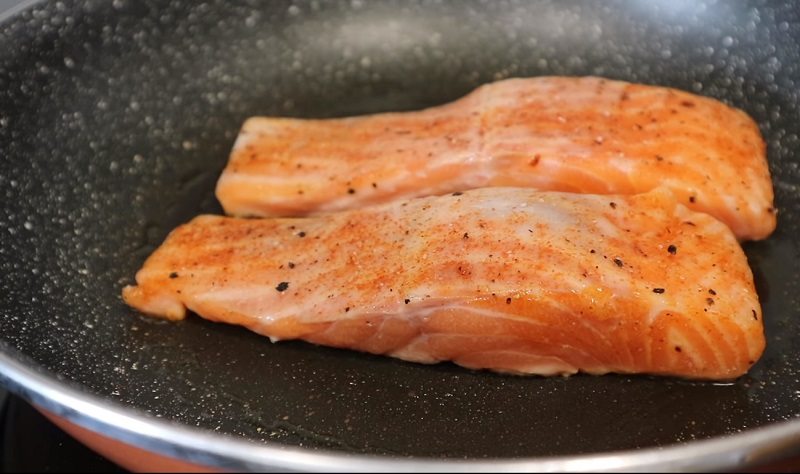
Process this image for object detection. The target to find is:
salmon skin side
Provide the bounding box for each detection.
[215,76,776,242]
[123,187,765,380]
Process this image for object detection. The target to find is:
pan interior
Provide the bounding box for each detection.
[1,0,800,461]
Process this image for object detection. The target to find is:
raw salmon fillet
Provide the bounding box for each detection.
[122,187,765,380]
[216,76,776,241]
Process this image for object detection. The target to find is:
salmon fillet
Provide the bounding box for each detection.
[216,76,776,242]
[122,187,765,380]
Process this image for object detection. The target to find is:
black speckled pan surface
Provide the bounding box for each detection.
[1,0,800,471]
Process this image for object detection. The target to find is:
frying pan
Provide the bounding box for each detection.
[1,0,799,471]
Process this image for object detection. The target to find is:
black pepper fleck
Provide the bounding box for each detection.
[506,297,512,304]
[348,188,356,194]
[667,244,677,254]
[452,192,463,196]
[675,346,682,352]
[609,202,617,209]
[613,258,623,267]
[653,288,665,294]
[706,297,715,306]
[288,262,296,269]
[298,231,306,237]
[405,299,410,304]
[169,272,179,279]
[708,289,716,295]
[276,282,289,292]
[463,233,469,239]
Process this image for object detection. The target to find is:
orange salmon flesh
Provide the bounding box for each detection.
[216,76,776,242]
[123,187,765,380]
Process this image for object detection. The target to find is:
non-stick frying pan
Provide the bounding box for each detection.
[2,0,800,471]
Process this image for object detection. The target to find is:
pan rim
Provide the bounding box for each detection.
[2,0,799,471]
[2,344,800,472]
[0,0,42,24]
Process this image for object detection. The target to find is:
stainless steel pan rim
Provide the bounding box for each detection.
[3,347,800,473]
[2,0,800,471]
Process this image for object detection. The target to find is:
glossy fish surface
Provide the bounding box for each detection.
[216,76,776,241]
[123,187,765,380]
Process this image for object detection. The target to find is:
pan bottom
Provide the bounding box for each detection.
[37,408,221,473]
[0,391,126,472]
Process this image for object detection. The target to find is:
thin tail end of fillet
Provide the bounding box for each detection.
[121,285,187,322]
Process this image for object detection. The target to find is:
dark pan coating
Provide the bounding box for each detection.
[1,0,799,467]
